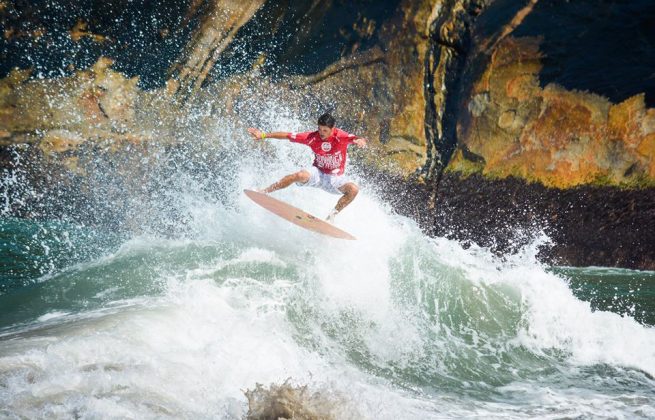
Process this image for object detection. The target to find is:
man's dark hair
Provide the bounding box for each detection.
[318,113,336,128]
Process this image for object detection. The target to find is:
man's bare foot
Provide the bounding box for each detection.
[326,209,339,223]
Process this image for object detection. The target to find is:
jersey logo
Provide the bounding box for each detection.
[321,141,332,152]
[315,153,342,170]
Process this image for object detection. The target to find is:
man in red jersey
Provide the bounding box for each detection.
[247,113,367,222]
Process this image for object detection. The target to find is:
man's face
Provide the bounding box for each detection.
[318,125,332,139]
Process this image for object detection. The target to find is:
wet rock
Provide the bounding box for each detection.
[169,0,265,102]
[244,380,357,420]
[367,167,655,270]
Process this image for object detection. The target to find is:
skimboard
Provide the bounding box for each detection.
[243,189,356,240]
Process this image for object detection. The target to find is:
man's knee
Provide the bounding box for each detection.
[294,170,311,183]
[341,182,359,197]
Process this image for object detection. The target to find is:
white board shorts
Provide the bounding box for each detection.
[297,166,349,195]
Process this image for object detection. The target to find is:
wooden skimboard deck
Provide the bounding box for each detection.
[244,189,356,240]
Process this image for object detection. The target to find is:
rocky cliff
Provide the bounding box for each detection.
[1,0,654,269]
[423,0,655,269]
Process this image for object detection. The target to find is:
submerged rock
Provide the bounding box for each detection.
[244,380,357,420]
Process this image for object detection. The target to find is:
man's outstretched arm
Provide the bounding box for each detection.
[247,127,290,141]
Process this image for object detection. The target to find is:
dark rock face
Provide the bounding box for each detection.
[432,174,655,270]
[512,0,655,107]
[210,0,403,79]
[421,0,487,181]
[369,168,655,270]
[0,0,198,88]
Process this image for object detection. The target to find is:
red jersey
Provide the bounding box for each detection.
[287,128,358,175]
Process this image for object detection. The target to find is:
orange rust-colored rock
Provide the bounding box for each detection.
[637,134,655,177]
[506,74,538,101]
[39,130,85,154]
[608,94,646,150]
[70,20,107,43]
[0,56,173,159]
[452,36,655,188]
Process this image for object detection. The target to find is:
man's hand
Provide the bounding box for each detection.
[247,127,264,140]
[353,137,368,148]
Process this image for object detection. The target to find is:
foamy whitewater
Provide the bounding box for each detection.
[1,115,655,419]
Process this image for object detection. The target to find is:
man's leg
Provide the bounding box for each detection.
[334,182,359,212]
[261,170,310,193]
